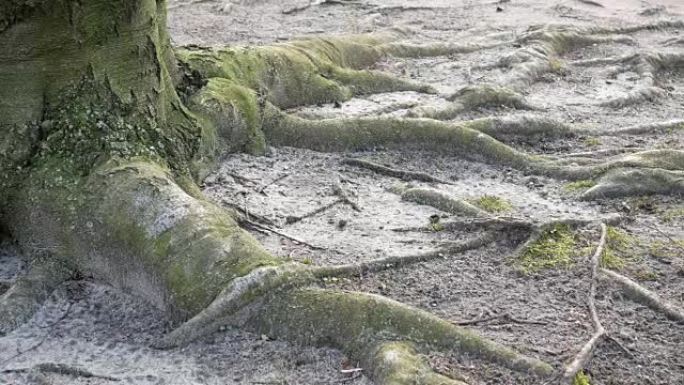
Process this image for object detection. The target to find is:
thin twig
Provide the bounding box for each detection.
[256,173,291,195]
[285,183,360,225]
[455,313,548,326]
[342,158,453,185]
[222,199,276,226]
[562,223,607,382]
[1,363,120,381]
[241,220,328,251]
[312,232,497,278]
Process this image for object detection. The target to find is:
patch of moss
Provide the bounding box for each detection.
[633,269,659,281]
[549,57,565,74]
[661,206,684,223]
[518,224,576,273]
[301,257,313,265]
[601,226,639,270]
[573,371,592,385]
[564,179,595,191]
[650,240,684,260]
[470,195,513,213]
[583,137,601,147]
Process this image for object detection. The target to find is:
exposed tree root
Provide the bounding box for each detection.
[581,168,684,200]
[0,258,73,335]
[600,268,684,322]
[342,158,454,184]
[155,232,497,348]
[582,119,684,137]
[595,52,684,108]
[1,363,120,382]
[389,185,487,217]
[407,85,538,120]
[562,223,607,383]
[434,213,622,235]
[255,288,554,377]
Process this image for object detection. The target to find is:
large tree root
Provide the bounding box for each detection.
[0,258,73,335]
[255,288,554,377]
[154,231,497,349]
[600,269,684,322]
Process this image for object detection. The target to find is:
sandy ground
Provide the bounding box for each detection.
[2,0,684,384]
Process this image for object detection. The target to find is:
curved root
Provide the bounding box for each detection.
[255,288,554,378]
[157,232,497,348]
[581,168,684,200]
[390,185,487,217]
[600,268,684,322]
[408,85,538,120]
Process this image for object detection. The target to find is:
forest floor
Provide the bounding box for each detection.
[1,0,683,384]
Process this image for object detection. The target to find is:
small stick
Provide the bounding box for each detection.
[455,313,548,326]
[577,0,604,8]
[342,158,453,185]
[256,173,291,195]
[241,220,328,251]
[1,363,120,381]
[222,199,276,226]
[285,184,360,225]
[562,223,607,382]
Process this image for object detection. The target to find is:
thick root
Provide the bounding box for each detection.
[156,231,496,348]
[7,159,279,320]
[390,185,487,217]
[580,168,684,200]
[0,258,72,335]
[177,30,446,111]
[254,288,555,378]
[263,106,538,170]
[600,268,684,322]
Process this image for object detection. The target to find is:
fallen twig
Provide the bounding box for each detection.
[562,223,607,382]
[455,312,548,326]
[343,158,453,185]
[222,199,276,226]
[256,173,291,195]
[1,363,120,381]
[576,0,604,8]
[241,220,328,251]
[285,183,360,225]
